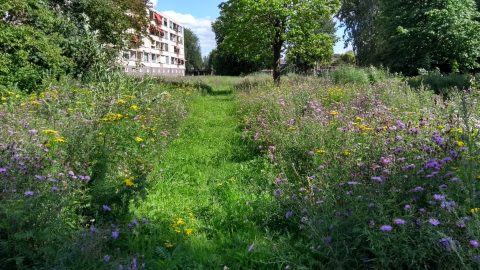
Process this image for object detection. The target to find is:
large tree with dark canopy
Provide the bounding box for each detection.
[213,0,340,84]
[183,28,203,72]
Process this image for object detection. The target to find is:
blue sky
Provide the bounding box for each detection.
[152,0,351,56]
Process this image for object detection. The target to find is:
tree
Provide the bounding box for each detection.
[213,0,340,84]
[0,0,149,91]
[183,28,203,72]
[378,0,480,75]
[337,0,380,66]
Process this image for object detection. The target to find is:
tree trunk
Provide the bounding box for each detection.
[273,41,282,85]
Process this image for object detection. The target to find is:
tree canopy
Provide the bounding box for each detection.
[184,28,203,72]
[213,0,340,84]
[0,0,149,91]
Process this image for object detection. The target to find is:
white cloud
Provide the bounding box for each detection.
[149,0,158,7]
[160,10,216,57]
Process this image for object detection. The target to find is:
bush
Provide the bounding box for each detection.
[408,70,473,96]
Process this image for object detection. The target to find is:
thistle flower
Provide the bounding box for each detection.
[380,225,393,232]
[429,218,441,226]
[394,218,406,225]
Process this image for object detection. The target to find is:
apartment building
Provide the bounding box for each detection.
[122,9,186,76]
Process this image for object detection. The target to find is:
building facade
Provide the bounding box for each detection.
[122,9,186,76]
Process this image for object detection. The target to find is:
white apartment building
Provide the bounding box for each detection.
[122,9,186,76]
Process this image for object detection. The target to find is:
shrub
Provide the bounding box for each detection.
[408,70,473,96]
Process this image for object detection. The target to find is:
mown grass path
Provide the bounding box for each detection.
[134,86,277,269]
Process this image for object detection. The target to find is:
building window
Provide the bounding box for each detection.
[165,56,169,64]
[152,54,157,63]
[171,57,175,64]
[163,18,168,27]
[143,53,149,63]
[164,43,168,52]
[123,51,129,60]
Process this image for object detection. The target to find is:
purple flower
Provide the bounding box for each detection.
[433,194,445,201]
[51,186,59,191]
[0,168,7,174]
[396,120,406,129]
[470,240,479,248]
[432,134,444,146]
[425,159,442,171]
[24,191,34,197]
[440,201,456,211]
[103,255,111,262]
[102,204,112,212]
[404,204,412,210]
[29,129,38,135]
[413,186,425,193]
[90,226,97,234]
[111,228,119,240]
[131,258,137,270]
[34,175,46,181]
[380,157,393,166]
[142,217,149,224]
[439,184,448,190]
[274,189,282,197]
[394,218,406,225]
[429,218,441,226]
[409,127,420,134]
[285,210,294,219]
[347,181,359,186]
[439,237,454,251]
[402,164,416,171]
[380,225,393,232]
[371,176,384,183]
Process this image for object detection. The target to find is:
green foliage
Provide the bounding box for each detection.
[408,70,474,96]
[213,0,340,83]
[378,0,480,75]
[329,66,390,85]
[207,48,265,76]
[184,28,203,72]
[0,0,148,91]
[337,0,380,66]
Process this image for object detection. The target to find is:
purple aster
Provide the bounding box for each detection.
[425,159,442,171]
[380,225,393,232]
[394,218,406,225]
[24,191,34,196]
[380,157,393,166]
[450,177,460,182]
[429,218,441,226]
[0,168,7,174]
[442,157,453,163]
[440,201,456,212]
[433,194,446,201]
[439,237,454,251]
[111,228,119,240]
[396,120,406,129]
[34,175,46,181]
[432,134,444,146]
[285,210,294,219]
[347,181,359,186]
[439,184,448,190]
[409,127,420,134]
[402,164,416,171]
[274,189,282,197]
[404,204,412,210]
[371,176,384,183]
[473,255,480,263]
[103,255,111,262]
[274,178,283,185]
[102,204,112,212]
[470,240,480,248]
[130,258,137,270]
[413,186,425,193]
[450,150,459,159]
[90,226,97,234]
[51,186,59,191]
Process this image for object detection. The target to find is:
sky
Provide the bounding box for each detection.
[151,0,352,57]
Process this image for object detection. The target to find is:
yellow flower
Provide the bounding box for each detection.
[455,141,465,148]
[329,111,339,117]
[315,149,326,155]
[355,117,364,122]
[175,218,185,226]
[100,113,123,122]
[124,177,135,188]
[42,129,59,135]
[470,208,480,214]
[476,176,480,180]
[184,229,193,236]
[116,99,127,105]
[164,242,174,249]
[174,228,181,234]
[287,126,297,131]
[358,125,373,132]
[53,137,67,143]
[451,128,464,134]
[438,125,445,130]
[134,137,144,143]
[342,150,352,157]
[130,105,139,111]
[1,97,7,101]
